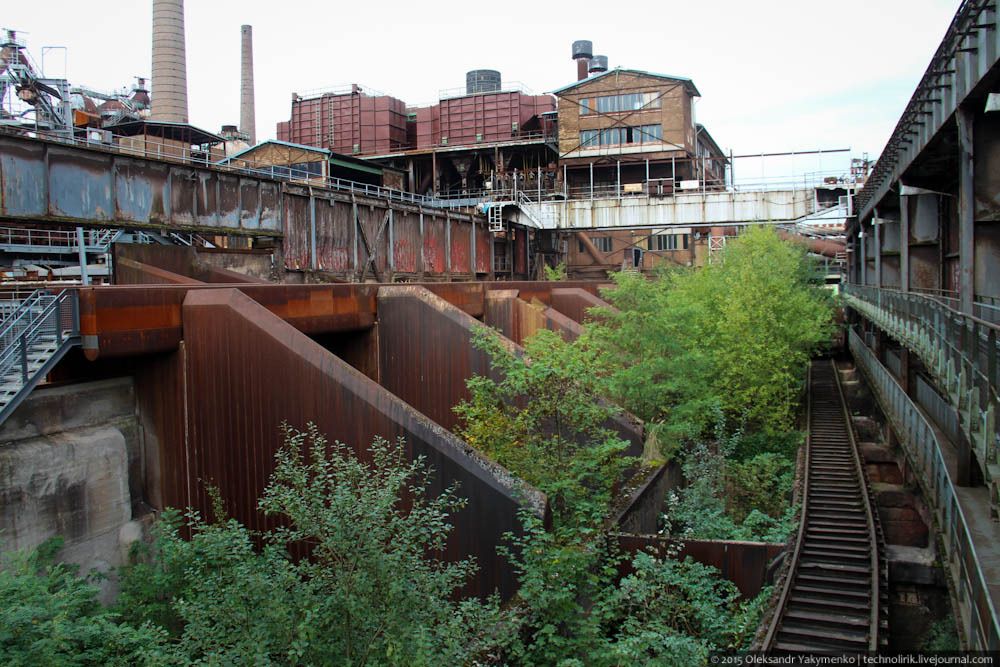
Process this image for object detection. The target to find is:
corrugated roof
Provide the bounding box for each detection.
[549,68,700,97]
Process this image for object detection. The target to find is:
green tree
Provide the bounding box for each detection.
[454,327,633,528]
[586,226,834,438]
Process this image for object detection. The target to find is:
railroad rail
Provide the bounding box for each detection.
[762,359,887,654]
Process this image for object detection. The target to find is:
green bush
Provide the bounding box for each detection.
[116,425,510,665]
[0,538,169,666]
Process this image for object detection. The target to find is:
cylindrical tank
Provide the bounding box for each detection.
[466,69,502,95]
[572,40,593,60]
[151,0,188,123]
[589,55,609,73]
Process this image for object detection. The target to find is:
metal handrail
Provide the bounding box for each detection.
[843,284,1000,471]
[0,291,52,345]
[0,290,78,378]
[850,327,1000,650]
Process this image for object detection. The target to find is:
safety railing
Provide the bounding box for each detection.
[849,327,1000,651]
[0,289,80,424]
[0,226,122,253]
[843,284,1000,480]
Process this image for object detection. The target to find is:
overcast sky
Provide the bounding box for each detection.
[5,0,960,183]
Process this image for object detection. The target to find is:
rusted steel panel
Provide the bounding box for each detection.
[475,225,491,274]
[514,229,528,276]
[377,286,492,432]
[238,178,261,228]
[550,287,615,324]
[134,347,189,510]
[450,220,471,275]
[393,210,420,274]
[423,215,447,274]
[357,204,389,278]
[0,137,47,217]
[493,281,608,306]
[114,158,170,224]
[217,173,241,228]
[194,171,220,228]
[48,146,114,221]
[282,194,310,270]
[116,258,203,285]
[169,168,197,227]
[178,288,542,599]
[377,286,643,459]
[329,198,354,272]
[422,282,486,317]
[616,534,784,598]
[82,283,379,358]
[483,291,582,345]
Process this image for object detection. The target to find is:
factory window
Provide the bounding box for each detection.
[587,91,661,115]
[633,124,662,143]
[591,236,613,253]
[646,233,689,251]
[580,124,662,148]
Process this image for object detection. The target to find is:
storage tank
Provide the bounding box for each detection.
[589,55,609,74]
[466,69,502,95]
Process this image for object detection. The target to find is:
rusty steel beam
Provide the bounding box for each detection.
[77,280,615,359]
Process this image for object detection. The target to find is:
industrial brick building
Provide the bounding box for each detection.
[553,67,727,197]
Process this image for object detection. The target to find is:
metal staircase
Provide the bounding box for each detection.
[0,290,80,424]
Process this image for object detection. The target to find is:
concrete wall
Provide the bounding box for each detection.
[0,378,144,600]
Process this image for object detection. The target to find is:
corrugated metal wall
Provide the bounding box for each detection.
[168,288,544,599]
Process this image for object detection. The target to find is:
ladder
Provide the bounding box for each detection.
[488,203,505,232]
[0,290,81,425]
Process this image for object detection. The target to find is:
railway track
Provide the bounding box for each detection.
[762,359,887,654]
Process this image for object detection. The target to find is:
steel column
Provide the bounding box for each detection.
[76,226,90,286]
[958,106,975,315]
[900,193,910,293]
[309,192,317,270]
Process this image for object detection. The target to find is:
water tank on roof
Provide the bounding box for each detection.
[589,55,609,73]
[466,69,502,94]
[572,40,593,60]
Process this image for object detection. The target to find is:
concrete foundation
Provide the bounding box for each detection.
[0,378,144,601]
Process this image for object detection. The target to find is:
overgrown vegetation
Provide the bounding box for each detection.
[1,227,834,664]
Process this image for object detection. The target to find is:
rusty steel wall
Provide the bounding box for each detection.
[0,134,280,234]
[172,288,542,599]
[115,258,203,285]
[78,283,378,360]
[616,534,784,599]
[279,187,482,280]
[376,286,644,456]
[114,245,261,284]
[550,287,615,324]
[483,290,582,345]
[79,279,612,361]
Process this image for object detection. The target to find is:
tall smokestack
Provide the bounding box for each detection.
[240,25,256,145]
[151,0,188,122]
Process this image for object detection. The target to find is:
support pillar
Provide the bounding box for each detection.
[900,193,910,292]
[860,222,868,286]
[874,213,882,288]
[957,106,975,315]
[76,226,90,286]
